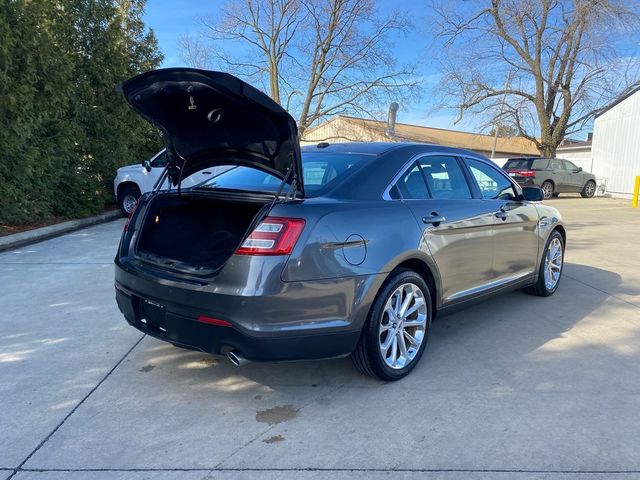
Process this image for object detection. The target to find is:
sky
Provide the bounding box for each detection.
[142,0,486,133]
[140,0,620,138]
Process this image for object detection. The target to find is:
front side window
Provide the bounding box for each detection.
[467,159,517,200]
[418,156,471,199]
[151,151,168,168]
[563,160,578,171]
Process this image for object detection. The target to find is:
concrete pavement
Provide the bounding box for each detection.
[1,197,640,479]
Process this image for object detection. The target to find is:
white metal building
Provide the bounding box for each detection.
[591,88,640,199]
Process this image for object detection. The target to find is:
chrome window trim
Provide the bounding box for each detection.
[383,151,486,201]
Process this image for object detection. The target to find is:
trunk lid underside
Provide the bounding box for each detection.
[118,67,304,195]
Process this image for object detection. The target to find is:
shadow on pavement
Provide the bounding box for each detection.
[128,262,637,392]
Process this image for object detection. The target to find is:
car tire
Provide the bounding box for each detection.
[524,230,564,297]
[552,193,560,198]
[540,181,554,200]
[581,180,596,198]
[351,268,432,381]
[118,186,141,216]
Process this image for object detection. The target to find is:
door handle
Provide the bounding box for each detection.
[422,213,446,226]
[494,209,508,221]
[201,171,212,175]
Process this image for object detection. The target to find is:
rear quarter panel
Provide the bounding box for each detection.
[273,200,428,282]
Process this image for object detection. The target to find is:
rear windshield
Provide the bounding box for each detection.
[198,151,374,197]
[504,158,549,170]
[504,158,533,169]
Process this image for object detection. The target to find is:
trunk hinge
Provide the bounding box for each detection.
[152,165,169,194]
[176,156,187,197]
[152,147,186,196]
[267,166,293,214]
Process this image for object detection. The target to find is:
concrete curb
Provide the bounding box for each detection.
[0,210,123,252]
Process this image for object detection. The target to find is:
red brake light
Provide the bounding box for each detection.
[236,217,305,256]
[505,168,535,178]
[197,316,232,327]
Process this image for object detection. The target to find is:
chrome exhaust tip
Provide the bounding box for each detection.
[227,351,250,367]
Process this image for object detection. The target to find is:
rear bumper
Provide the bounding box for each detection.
[114,259,380,362]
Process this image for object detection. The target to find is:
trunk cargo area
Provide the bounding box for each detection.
[135,193,268,272]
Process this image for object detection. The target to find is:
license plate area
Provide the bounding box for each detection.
[140,298,167,332]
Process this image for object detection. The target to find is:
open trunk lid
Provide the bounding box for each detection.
[118,68,304,195]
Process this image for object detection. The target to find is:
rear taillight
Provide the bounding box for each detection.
[236,217,305,256]
[519,170,536,177]
[123,204,138,232]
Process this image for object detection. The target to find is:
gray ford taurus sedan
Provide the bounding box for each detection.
[114,68,565,380]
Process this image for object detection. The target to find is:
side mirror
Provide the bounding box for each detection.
[577,167,583,172]
[142,160,152,172]
[521,186,544,202]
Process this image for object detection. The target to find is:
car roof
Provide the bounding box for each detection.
[304,142,497,200]
[301,141,487,159]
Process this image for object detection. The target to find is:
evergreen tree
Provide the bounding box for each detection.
[0,0,163,227]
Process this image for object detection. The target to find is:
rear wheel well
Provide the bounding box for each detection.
[392,259,438,316]
[117,181,141,199]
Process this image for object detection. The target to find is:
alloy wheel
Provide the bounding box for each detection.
[122,194,138,214]
[542,182,553,199]
[378,282,428,369]
[543,237,563,290]
[585,182,595,197]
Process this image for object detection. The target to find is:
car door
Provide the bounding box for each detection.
[465,158,539,284]
[549,158,568,192]
[390,154,495,304]
[562,160,583,191]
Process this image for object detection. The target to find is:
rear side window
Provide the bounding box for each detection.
[550,159,563,170]
[531,159,550,169]
[390,162,430,199]
[467,159,517,200]
[418,156,471,199]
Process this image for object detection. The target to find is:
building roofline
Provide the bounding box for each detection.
[301,114,540,156]
[556,144,592,151]
[333,114,505,139]
[594,86,640,118]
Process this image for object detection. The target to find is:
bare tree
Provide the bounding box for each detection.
[180,0,418,135]
[432,0,640,156]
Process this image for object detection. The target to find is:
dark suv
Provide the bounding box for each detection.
[503,158,596,199]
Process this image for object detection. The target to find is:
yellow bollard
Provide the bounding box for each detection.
[634,176,640,208]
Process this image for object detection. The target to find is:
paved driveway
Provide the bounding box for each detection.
[2,197,640,480]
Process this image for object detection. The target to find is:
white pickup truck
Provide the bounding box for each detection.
[114,149,227,214]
